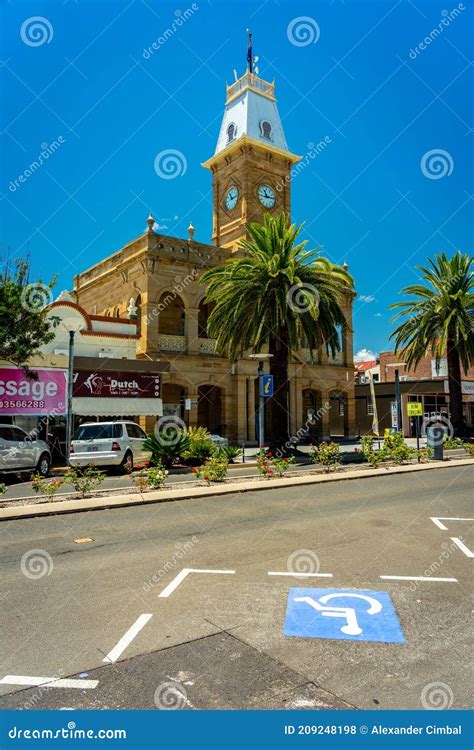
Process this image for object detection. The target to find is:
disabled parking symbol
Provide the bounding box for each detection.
[284,588,405,643]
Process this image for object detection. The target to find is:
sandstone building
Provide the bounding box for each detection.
[73,69,356,442]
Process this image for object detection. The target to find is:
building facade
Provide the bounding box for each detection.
[73,71,356,443]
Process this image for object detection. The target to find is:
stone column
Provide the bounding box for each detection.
[345,394,356,438]
[234,375,247,443]
[321,392,331,440]
[186,307,200,354]
[187,386,199,427]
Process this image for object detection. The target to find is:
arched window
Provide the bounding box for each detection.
[227,123,237,143]
[157,293,185,336]
[198,300,215,338]
[260,120,272,140]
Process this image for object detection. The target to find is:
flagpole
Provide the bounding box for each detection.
[246,28,253,74]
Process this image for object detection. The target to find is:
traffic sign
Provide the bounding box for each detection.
[284,587,405,643]
[261,375,273,397]
[407,402,423,417]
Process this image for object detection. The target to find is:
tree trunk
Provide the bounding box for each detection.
[446,340,465,435]
[268,330,290,453]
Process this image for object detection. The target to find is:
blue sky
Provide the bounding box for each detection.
[1,0,472,358]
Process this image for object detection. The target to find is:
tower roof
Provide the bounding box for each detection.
[213,72,293,157]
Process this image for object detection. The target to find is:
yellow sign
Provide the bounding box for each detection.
[407,403,423,417]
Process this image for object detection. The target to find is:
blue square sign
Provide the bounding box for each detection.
[284,588,405,643]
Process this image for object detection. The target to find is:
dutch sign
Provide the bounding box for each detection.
[73,371,160,399]
[407,402,423,417]
[0,367,67,416]
[261,375,273,397]
[284,587,405,643]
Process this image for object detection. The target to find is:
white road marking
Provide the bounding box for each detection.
[429,517,474,531]
[450,537,474,558]
[380,575,458,582]
[158,568,235,598]
[268,572,333,578]
[102,614,153,663]
[0,675,98,689]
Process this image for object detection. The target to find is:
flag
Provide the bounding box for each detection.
[247,31,253,73]
[369,373,379,436]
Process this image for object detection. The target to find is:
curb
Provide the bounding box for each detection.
[1,458,473,522]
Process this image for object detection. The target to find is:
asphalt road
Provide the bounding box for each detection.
[0,465,472,711]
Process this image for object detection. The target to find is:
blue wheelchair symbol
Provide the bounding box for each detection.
[284,588,405,643]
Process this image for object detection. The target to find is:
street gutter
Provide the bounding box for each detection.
[0,457,473,522]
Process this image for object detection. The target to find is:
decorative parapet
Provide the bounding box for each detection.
[198,338,217,354]
[157,334,186,352]
[328,351,344,366]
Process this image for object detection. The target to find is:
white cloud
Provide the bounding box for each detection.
[359,294,375,303]
[374,312,382,317]
[355,348,377,362]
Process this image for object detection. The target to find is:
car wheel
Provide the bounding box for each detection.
[120,451,133,474]
[36,453,50,478]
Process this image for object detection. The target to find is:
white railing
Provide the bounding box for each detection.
[157,334,186,352]
[328,351,344,366]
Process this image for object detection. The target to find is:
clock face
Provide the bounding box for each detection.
[225,186,239,211]
[258,184,276,209]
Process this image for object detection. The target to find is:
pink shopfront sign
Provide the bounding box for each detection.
[0,367,67,416]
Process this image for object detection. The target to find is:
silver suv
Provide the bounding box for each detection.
[70,421,150,472]
[0,424,51,477]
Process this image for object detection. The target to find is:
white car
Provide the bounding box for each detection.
[0,424,51,477]
[210,434,228,449]
[70,421,150,472]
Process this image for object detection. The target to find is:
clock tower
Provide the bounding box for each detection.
[202,69,301,251]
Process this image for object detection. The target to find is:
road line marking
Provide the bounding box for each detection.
[158,568,235,598]
[430,517,474,531]
[268,572,333,578]
[450,537,474,558]
[380,575,458,582]
[0,676,98,689]
[102,613,153,663]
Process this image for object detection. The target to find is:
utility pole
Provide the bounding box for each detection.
[65,330,75,463]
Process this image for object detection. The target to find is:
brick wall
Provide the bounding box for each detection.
[379,350,474,383]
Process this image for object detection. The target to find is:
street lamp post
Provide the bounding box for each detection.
[65,330,75,463]
[249,353,273,450]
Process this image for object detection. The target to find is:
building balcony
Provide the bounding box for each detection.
[198,338,217,355]
[157,334,186,353]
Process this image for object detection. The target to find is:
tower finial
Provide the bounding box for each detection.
[246,29,253,74]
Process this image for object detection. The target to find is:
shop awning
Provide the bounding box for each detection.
[72,397,163,417]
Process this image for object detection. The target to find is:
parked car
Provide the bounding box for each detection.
[0,424,51,477]
[70,421,150,472]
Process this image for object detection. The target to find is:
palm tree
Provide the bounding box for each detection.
[390,251,474,435]
[201,212,353,450]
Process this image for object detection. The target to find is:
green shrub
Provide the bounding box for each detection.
[383,432,416,464]
[310,441,341,472]
[31,474,65,501]
[143,430,189,468]
[133,471,149,493]
[360,435,388,467]
[256,451,296,478]
[64,465,105,499]
[193,456,228,484]
[147,464,169,488]
[181,426,215,464]
[215,444,242,463]
[444,437,466,450]
[0,483,6,497]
